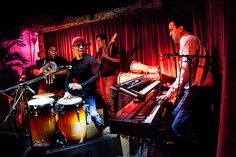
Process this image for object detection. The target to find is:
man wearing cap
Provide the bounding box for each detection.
[63,36,105,132]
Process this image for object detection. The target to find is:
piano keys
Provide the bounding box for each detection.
[111,75,160,101]
[139,80,160,96]
[143,102,161,124]
[110,86,173,138]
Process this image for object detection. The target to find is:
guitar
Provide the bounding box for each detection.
[98,32,117,63]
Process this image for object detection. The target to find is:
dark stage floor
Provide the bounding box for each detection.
[0,131,217,157]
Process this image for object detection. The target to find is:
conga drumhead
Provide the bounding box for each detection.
[57,97,82,105]
[28,97,54,106]
[32,93,55,99]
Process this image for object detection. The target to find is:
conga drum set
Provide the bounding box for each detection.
[27,94,90,147]
[0,66,101,149]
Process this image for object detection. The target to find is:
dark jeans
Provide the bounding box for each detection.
[172,86,214,141]
[84,96,105,131]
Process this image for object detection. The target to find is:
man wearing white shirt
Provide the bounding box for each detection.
[161,15,215,144]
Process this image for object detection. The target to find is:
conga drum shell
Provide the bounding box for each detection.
[29,111,56,146]
[130,61,149,73]
[56,97,86,143]
[147,66,160,74]
[58,108,86,143]
[28,97,56,147]
[130,61,160,74]
[146,73,161,80]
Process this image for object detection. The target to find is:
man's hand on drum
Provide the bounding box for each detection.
[63,92,73,100]
[68,83,82,90]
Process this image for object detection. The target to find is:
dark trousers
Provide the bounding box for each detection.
[171,86,214,141]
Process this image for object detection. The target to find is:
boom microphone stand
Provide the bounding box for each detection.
[0,69,63,148]
[159,53,210,100]
[0,74,48,148]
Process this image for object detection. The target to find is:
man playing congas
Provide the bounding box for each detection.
[63,36,105,133]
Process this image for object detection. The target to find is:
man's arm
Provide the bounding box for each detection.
[81,57,99,88]
[55,57,69,75]
[102,45,120,63]
[32,59,45,76]
[64,69,73,92]
[32,68,44,76]
[102,53,120,63]
[165,59,189,99]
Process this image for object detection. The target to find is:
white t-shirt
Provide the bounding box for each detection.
[166,34,214,99]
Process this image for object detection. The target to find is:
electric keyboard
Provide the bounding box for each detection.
[112,76,160,101]
[110,87,172,138]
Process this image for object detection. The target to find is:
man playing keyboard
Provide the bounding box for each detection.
[158,15,214,145]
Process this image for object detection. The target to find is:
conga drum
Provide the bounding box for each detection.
[147,66,160,74]
[27,97,56,147]
[130,61,160,74]
[56,97,86,144]
[130,61,149,73]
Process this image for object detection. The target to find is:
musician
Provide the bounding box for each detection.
[32,45,68,97]
[95,33,120,117]
[63,36,105,132]
[159,15,214,144]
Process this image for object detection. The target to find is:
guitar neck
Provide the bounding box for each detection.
[105,33,117,53]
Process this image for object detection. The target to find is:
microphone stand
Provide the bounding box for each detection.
[0,69,61,148]
[159,53,210,99]
[160,53,210,139]
[178,54,210,103]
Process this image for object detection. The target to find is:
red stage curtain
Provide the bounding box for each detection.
[42,9,181,78]
[41,0,236,156]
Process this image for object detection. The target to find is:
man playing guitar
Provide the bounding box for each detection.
[95,33,120,117]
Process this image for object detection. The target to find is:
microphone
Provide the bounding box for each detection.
[58,65,72,70]
[159,53,179,57]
